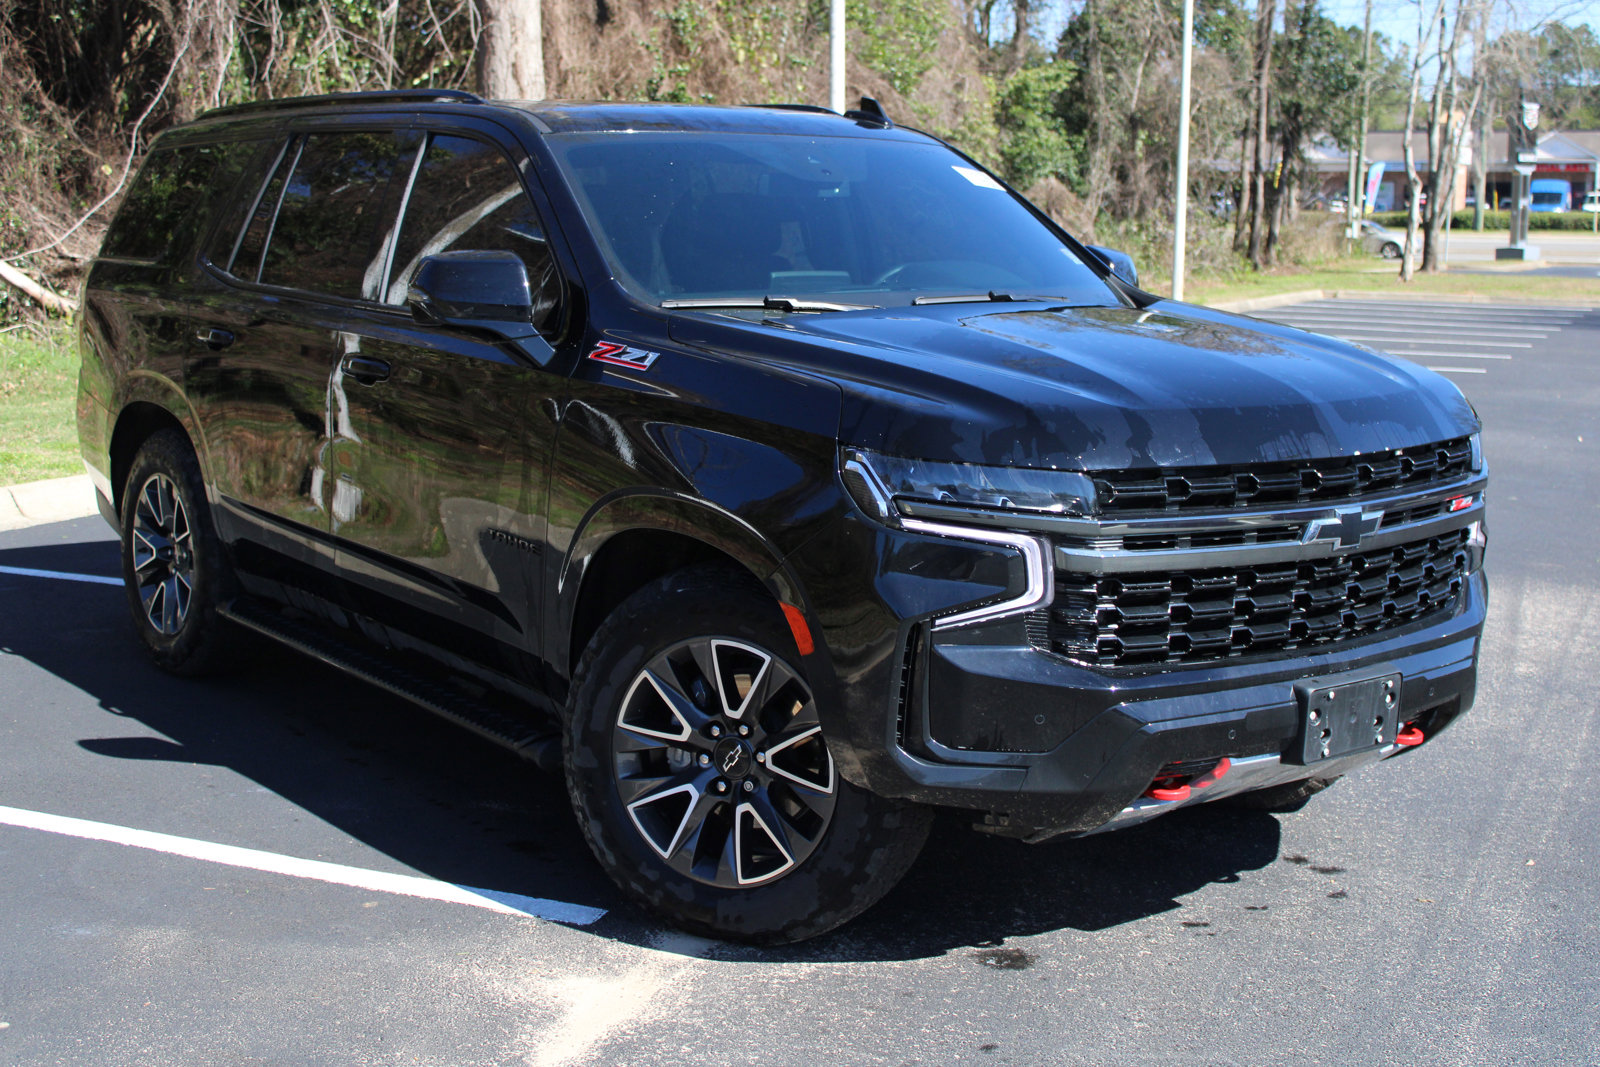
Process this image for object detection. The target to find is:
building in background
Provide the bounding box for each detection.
[1308,128,1600,213]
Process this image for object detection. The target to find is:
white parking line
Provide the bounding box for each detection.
[0,804,607,926]
[1319,336,1532,348]
[1423,367,1487,374]
[0,564,122,586]
[1382,356,1516,364]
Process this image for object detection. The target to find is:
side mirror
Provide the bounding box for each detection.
[407,251,540,340]
[1085,245,1139,289]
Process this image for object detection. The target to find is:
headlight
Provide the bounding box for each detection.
[841,448,1095,529]
[1469,431,1483,472]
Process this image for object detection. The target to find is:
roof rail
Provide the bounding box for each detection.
[753,103,839,116]
[200,89,485,120]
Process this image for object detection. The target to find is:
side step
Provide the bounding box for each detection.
[218,599,562,770]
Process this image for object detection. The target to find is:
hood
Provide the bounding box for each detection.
[669,299,1479,470]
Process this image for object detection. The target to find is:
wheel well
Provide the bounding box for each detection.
[568,529,758,672]
[108,403,187,517]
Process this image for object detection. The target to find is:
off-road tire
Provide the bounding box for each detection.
[564,565,932,943]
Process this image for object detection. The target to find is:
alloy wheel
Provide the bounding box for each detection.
[130,472,195,635]
[611,636,837,888]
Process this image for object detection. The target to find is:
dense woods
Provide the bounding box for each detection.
[1,0,1596,314]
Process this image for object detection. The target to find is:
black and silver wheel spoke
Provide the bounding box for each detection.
[131,473,195,636]
[612,632,837,890]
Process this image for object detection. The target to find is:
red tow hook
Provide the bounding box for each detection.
[1194,757,1232,789]
[1145,782,1191,803]
[1395,724,1425,747]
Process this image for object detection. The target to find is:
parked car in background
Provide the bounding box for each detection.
[77,91,1487,944]
[1582,190,1599,213]
[1358,219,1404,259]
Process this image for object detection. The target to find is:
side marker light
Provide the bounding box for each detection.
[780,602,815,656]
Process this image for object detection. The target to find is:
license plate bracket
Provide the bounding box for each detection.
[1290,669,1402,765]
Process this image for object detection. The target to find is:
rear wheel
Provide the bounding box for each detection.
[1380,241,1402,259]
[119,428,239,676]
[564,566,931,943]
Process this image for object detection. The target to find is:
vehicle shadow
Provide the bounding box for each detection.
[3,527,1282,964]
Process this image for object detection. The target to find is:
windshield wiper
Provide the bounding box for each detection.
[660,295,879,313]
[912,291,1068,305]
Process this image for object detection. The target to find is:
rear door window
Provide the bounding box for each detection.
[255,131,413,299]
[386,134,557,318]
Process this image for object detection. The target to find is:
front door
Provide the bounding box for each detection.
[329,132,569,670]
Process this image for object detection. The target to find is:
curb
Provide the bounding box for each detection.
[0,474,100,532]
[1207,288,1600,314]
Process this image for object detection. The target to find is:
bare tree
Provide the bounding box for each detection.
[478,0,545,99]
[1399,0,1445,283]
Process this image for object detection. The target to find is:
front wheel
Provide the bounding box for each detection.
[564,566,931,943]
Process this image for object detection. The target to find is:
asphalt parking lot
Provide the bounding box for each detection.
[3,297,1600,1067]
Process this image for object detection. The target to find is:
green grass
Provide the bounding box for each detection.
[1188,256,1600,308]
[0,320,81,486]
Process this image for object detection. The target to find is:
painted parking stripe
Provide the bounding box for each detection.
[1315,336,1532,348]
[1422,367,1487,374]
[0,564,122,586]
[1382,356,1516,364]
[0,804,607,926]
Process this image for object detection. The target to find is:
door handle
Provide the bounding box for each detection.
[195,327,235,350]
[340,355,391,384]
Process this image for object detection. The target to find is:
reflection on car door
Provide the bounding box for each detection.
[188,131,419,589]
[330,132,567,671]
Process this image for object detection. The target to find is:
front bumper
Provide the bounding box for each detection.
[787,504,1484,839]
[890,571,1483,837]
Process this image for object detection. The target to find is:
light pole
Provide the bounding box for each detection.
[830,0,845,114]
[1170,0,1194,301]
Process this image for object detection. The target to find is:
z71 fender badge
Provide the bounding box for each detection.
[587,341,660,372]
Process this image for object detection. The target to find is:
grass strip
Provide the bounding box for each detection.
[0,321,81,486]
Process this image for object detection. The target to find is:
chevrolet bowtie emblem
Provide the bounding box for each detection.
[1306,506,1384,548]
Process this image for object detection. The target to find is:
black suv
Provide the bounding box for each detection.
[78,90,1487,942]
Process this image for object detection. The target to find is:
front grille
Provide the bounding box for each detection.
[1036,528,1472,667]
[1094,437,1474,514]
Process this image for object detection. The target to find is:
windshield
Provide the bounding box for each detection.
[1530,191,1565,205]
[547,132,1117,308]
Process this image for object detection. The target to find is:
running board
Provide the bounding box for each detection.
[218,599,561,767]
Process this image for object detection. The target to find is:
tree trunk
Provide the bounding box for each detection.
[478,0,546,99]
[1399,0,1443,282]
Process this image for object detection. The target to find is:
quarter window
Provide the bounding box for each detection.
[103,141,258,263]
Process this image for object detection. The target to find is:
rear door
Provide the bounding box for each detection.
[187,128,419,590]
[329,128,571,670]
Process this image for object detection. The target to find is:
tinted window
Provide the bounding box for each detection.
[231,140,294,283]
[549,132,1114,307]
[103,141,257,263]
[387,135,557,320]
[258,131,412,299]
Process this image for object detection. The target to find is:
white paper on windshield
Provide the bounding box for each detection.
[952,166,1004,190]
